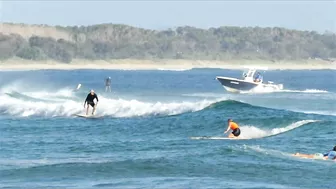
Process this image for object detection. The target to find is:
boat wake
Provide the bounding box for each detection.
[280,89,329,93]
[240,88,329,94]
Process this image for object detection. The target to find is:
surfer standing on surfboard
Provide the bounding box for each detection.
[224,119,241,138]
[84,89,99,115]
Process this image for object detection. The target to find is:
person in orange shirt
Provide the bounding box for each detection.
[224,118,241,138]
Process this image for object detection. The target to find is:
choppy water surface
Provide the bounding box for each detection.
[0,68,335,188]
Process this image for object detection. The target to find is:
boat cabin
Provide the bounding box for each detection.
[242,69,263,83]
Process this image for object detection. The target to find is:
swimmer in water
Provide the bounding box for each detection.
[293,145,336,160]
[224,118,241,138]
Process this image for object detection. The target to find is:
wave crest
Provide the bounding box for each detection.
[239,120,318,139]
[0,90,223,117]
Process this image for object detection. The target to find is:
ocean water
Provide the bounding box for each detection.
[0,68,335,189]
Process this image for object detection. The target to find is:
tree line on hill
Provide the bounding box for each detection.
[0,24,336,63]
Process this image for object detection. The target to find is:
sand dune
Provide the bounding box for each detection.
[0,59,335,71]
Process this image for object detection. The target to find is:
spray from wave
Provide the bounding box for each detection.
[190,120,318,140]
[182,93,223,98]
[239,120,318,139]
[294,110,336,117]
[0,88,224,117]
[97,97,218,117]
[240,85,283,94]
[24,88,76,99]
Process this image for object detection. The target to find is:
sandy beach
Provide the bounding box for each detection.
[0,58,335,71]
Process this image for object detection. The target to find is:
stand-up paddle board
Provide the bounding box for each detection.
[190,136,245,140]
[73,114,103,119]
[76,83,81,90]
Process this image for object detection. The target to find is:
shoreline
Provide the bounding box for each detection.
[0,59,335,71]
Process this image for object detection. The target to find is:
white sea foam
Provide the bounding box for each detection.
[182,93,223,98]
[294,110,336,117]
[0,88,223,117]
[238,120,318,139]
[241,87,329,94]
[281,89,329,93]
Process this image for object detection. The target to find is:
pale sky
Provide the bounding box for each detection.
[0,0,335,32]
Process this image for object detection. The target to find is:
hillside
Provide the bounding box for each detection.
[0,23,336,63]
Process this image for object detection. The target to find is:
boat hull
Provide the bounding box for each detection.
[216,77,258,92]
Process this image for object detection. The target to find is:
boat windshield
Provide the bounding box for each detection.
[242,72,248,79]
[242,70,254,78]
[247,71,254,78]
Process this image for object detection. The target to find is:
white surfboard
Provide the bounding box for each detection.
[190,136,245,140]
[76,84,81,90]
[74,114,103,119]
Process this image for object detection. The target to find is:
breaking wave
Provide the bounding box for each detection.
[238,120,318,139]
[0,89,223,117]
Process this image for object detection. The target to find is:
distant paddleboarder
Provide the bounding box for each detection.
[224,118,241,138]
[84,89,99,115]
[105,77,111,92]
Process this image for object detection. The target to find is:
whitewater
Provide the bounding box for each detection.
[0,68,335,189]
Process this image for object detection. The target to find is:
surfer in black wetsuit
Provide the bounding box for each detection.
[84,89,99,115]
